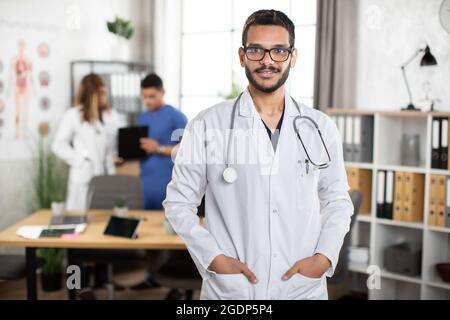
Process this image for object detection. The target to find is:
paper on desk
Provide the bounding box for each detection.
[16,226,45,239]
[16,224,87,239]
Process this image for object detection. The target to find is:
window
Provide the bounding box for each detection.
[180,0,317,119]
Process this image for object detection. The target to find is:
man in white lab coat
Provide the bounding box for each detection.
[163,9,353,300]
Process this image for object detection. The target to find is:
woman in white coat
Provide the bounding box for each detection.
[52,74,117,211]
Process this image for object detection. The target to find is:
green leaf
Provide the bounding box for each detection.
[114,196,128,208]
[37,248,65,273]
[106,16,134,40]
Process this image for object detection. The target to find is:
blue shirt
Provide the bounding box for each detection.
[137,105,188,209]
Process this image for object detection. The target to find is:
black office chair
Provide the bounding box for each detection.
[70,175,147,300]
[327,190,362,298]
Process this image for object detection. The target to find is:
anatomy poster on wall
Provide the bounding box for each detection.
[0,12,65,160]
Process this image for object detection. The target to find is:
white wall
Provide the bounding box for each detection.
[152,0,182,107]
[355,0,450,111]
[0,0,151,244]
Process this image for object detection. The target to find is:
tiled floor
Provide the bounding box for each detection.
[0,268,365,300]
[0,268,200,300]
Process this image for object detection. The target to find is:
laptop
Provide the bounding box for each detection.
[50,215,86,225]
[44,214,87,238]
[118,125,149,160]
[49,191,93,226]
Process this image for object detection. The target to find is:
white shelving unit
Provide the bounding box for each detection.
[329,109,450,300]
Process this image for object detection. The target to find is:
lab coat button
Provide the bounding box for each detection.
[272,209,278,214]
[272,253,277,258]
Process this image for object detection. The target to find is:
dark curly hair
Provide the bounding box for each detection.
[242,9,295,47]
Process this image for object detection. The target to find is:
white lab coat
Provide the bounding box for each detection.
[102,108,120,158]
[52,106,116,211]
[163,89,353,300]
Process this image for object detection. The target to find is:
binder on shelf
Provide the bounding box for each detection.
[446,176,450,228]
[337,115,345,140]
[428,174,439,226]
[440,119,448,170]
[352,116,361,162]
[402,172,425,222]
[431,119,440,169]
[376,170,386,218]
[111,73,119,109]
[385,171,394,219]
[344,116,354,162]
[99,73,111,96]
[358,169,372,214]
[345,167,354,191]
[448,119,450,172]
[393,172,404,221]
[134,74,141,106]
[436,175,447,227]
[353,115,374,163]
[346,167,372,214]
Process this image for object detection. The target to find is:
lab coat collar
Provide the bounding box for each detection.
[238,87,300,118]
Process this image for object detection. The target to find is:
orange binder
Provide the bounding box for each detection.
[437,175,447,227]
[346,167,356,190]
[402,172,424,222]
[393,172,404,221]
[428,175,439,226]
[356,169,372,214]
[346,167,372,215]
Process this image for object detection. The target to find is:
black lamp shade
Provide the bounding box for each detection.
[420,46,438,66]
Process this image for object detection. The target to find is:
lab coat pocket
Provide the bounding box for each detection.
[296,164,320,213]
[70,159,93,184]
[287,273,327,300]
[203,273,250,300]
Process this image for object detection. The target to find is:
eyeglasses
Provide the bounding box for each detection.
[243,46,293,62]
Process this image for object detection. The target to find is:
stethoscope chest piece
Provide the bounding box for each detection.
[222,166,238,184]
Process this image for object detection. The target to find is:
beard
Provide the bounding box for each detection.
[245,64,291,94]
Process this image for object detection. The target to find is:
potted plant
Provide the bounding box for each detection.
[35,136,68,210]
[50,184,66,218]
[51,194,66,218]
[37,248,65,291]
[113,196,129,217]
[33,134,68,292]
[107,16,134,61]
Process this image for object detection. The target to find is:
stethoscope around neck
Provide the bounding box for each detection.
[222,92,332,184]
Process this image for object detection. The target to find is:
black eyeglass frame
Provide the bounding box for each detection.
[242,46,294,62]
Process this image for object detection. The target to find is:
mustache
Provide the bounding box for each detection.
[254,66,280,73]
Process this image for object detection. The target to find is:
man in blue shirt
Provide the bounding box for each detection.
[138,74,187,210]
[131,74,187,293]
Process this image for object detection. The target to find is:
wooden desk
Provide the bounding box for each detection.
[0,210,187,300]
[115,161,140,176]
